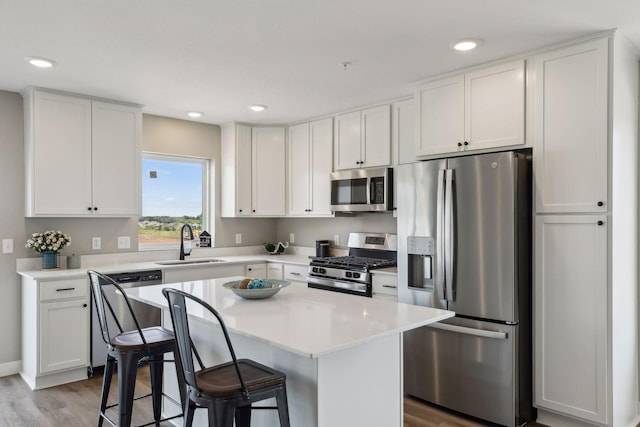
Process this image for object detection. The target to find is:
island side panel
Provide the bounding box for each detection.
[161,310,319,426]
[317,333,402,427]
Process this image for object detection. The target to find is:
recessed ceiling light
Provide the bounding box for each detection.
[25,56,56,68]
[452,39,483,52]
[248,104,268,112]
[187,111,203,118]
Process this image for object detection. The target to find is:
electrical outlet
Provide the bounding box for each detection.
[289,233,295,244]
[334,234,340,246]
[2,239,14,254]
[235,233,242,244]
[117,236,130,249]
[92,237,101,250]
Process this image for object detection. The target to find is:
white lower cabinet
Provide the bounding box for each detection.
[372,274,398,302]
[40,299,89,374]
[534,215,608,424]
[267,263,284,280]
[246,263,267,279]
[284,264,308,284]
[21,277,90,390]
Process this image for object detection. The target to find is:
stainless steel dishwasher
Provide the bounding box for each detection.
[89,270,163,374]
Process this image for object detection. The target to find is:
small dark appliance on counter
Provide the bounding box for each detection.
[316,240,330,258]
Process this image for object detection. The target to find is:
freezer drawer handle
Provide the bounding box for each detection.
[428,322,508,340]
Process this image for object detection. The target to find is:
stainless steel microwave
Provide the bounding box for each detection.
[330,167,393,212]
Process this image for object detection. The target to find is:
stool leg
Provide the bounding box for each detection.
[183,398,196,427]
[172,347,187,410]
[275,387,291,427]
[235,404,251,427]
[117,351,140,427]
[98,355,116,427]
[148,353,164,424]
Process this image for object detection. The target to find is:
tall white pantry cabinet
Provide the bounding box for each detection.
[532,34,639,427]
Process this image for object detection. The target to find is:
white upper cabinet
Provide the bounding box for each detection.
[533,39,608,213]
[288,118,334,216]
[416,60,525,157]
[221,124,286,217]
[334,105,391,170]
[392,98,416,166]
[252,127,286,216]
[23,89,141,217]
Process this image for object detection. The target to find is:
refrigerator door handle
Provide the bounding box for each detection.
[444,168,455,301]
[436,169,446,301]
[428,322,508,340]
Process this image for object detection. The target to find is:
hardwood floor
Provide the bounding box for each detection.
[0,368,546,426]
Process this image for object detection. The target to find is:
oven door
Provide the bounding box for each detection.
[307,275,371,297]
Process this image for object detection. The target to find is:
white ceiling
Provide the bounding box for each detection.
[2,0,640,125]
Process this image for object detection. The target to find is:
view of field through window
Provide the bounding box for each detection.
[139,155,207,247]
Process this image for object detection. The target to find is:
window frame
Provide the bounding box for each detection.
[138,152,211,251]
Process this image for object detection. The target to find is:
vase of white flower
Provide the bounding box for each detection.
[26,230,71,270]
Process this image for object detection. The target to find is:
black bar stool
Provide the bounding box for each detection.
[88,270,186,427]
[162,288,290,427]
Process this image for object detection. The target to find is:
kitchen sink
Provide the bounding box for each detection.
[155,258,226,266]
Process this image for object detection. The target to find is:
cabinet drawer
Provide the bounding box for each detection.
[284,264,308,282]
[40,278,88,301]
[372,274,398,296]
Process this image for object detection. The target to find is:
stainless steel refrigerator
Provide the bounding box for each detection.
[397,151,533,427]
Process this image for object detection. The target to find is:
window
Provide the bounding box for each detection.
[138,153,211,250]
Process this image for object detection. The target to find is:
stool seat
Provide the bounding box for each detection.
[195,358,286,397]
[111,326,176,350]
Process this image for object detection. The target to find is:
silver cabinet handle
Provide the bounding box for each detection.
[290,272,301,276]
[56,287,76,292]
[382,284,397,289]
[429,322,508,340]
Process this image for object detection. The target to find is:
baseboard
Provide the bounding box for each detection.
[536,409,601,427]
[0,360,21,377]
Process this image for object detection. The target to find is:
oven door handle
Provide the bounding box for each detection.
[307,276,368,293]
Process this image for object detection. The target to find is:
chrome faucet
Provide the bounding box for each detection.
[179,224,194,260]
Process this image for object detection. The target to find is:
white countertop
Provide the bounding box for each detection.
[16,254,313,280]
[125,276,452,359]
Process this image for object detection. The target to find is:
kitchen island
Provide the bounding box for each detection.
[125,276,453,427]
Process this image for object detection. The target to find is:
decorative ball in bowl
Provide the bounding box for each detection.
[223,278,291,299]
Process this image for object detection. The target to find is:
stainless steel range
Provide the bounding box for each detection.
[308,232,397,297]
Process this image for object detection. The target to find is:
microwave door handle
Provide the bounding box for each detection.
[444,168,454,302]
[436,169,446,301]
[368,178,374,204]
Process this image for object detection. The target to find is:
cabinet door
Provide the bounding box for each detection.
[31,91,92,215]
[284,264,308,283]
[91,101,141,215]
[246,263,267,279]
[415,75,464,156]
[334,111,362,170]
[266,263,284,280]
[465,60,525,151]
[309,118,334,215]
[236,125,253,216]
[39,299,89,374]
[534,215,607,424]
[252,127,286,216]
[361,104,391,168]
[288,123,311,215]
[533,39,608,213]
[393,98,416,166]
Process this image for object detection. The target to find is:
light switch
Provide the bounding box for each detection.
[2,239,14,254]
[92,237,101,250]
[290,233,295,244]
[334,234,340,246]
[235,233,242,244]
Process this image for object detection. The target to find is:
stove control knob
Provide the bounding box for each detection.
[346,272,352,278]
[312,267,318,273]
[353,273,361,279]
[319,268,326,274]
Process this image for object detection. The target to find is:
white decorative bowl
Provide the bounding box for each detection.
[223,279,291,299]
